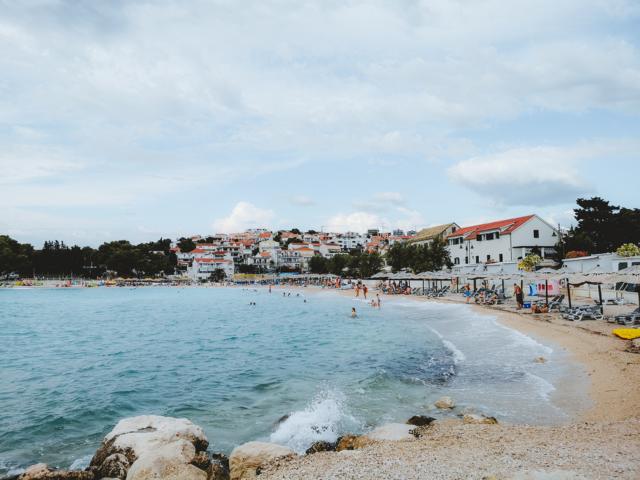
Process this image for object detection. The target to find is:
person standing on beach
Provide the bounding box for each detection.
[514,283,524,310]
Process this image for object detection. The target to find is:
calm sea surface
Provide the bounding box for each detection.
[0,287,587,475]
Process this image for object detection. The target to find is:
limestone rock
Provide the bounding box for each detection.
[406,415,436,427]
[463,413,498,425]
[434,396,455,409]
[89,416,209,480]
[18,463,94,480]
[335,435,371,452]
[305,441,336,454]
[207,453,230,480]
[229,442,295,480]
[96,453,128,479]
[366,423,415,442]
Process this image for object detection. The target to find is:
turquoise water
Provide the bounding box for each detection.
[0,287,586,475]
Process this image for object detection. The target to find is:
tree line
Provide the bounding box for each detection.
[558,197,640,257]
[0,236,176,278]
[308,251,383,277]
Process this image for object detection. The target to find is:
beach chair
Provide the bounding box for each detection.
[615,308,640,326]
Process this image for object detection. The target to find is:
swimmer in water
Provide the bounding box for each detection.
[351,307,357,318]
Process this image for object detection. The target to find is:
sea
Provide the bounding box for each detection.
[0,286,589,476]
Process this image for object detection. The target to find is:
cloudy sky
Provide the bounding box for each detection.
[1,0,639,246]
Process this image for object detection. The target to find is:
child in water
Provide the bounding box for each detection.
[351,307,357,318]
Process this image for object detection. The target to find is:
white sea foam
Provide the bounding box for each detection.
[69,454,92,470]
[427,327,466,364]
[525,372,556,401]
[269,389,358,453]
[442,339,466,364]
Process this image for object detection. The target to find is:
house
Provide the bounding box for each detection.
[446,215,558,266]
[334,232,367,251]
[410,223,459,246]
[187,258,234,281]
[318,243,342,258]
[561,253,640,273]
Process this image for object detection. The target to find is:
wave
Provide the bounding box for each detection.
[269,389,358,453]
[427,327,466,365]
[525,372,556,401]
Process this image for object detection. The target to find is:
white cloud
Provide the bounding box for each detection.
[325,212,382,233]
[212,202,275,233]
[447,145,596,205]
[0,146,84,184]
[325,207,424,233]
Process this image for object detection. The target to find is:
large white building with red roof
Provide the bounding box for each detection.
[446,214,558,266]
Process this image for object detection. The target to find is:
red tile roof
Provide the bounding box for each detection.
[447,215,535,240]
[194,258,230,263]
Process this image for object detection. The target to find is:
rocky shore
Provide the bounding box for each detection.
[10,408,639,480]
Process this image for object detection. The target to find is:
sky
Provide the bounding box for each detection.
[1,0,639,246]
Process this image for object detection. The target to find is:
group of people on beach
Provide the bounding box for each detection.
[354,281,368,299]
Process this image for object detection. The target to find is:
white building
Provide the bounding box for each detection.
[446,215,558,266]
[187,258,234,281]
[561,253,640,273]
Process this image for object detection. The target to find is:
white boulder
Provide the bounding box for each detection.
[434,396,455,409]
[229,441,295,480]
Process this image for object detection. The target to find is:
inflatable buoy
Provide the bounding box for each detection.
[612,328,640,340]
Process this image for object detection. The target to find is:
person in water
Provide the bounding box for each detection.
[351,307,357,318]
[363,284,368,299]
[376,293,381,308]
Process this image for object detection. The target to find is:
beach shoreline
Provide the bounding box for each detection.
[290,283,640,423]
[255,284,640,479]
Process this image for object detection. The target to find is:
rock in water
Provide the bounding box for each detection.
[18,463,94,479]
[89,415,209,480]
[229,442,295,480]
[463,414,498,425]
[406,415,436,427]
[434,396,455,409]
[534,356,547,363]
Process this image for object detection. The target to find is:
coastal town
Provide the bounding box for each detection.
[2,1,640,478]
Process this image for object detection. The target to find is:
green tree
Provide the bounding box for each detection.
[0,235,34,276]
[177,237,196,252]
[209,268,226,282]
[309,255,328,274]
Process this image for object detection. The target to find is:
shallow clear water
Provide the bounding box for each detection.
[0,287,587,475]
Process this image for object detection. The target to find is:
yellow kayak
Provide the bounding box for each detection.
[612,328,640,340]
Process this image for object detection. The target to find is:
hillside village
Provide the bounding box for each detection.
[177,214,560,281]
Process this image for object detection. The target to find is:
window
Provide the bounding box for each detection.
[475,255,479,264]
[533,229,539,238]
[619,262,628,270]
[454,257,460,265]
[499,253,503,262]
[485,233,494,240]
[465,256,468,264]
[477,235,483,241]
[486,255,491,262]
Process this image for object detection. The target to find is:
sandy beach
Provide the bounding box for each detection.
[258,287,640,479]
